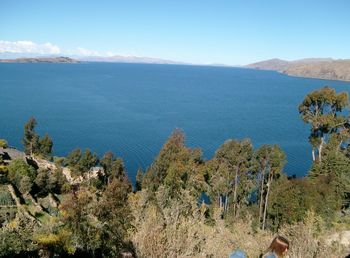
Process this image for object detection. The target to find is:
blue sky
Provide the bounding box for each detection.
[1,0,349,65]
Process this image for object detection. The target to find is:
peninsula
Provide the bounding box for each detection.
[0,56,80,63]
[247,58,350,81]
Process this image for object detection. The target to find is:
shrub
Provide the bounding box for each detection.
[0,186,15,206]
[0,139,8,148]
[7,159,36,194]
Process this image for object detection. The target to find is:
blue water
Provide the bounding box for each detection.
[1,63,349,179]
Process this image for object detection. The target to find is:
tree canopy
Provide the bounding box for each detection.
[299,86,349,162]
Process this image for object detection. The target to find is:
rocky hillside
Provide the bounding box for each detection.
[247,58,350,81]
[246,58,290,71]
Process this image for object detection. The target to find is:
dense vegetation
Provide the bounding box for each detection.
[0,86,349,257]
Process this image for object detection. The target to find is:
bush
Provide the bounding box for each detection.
[7,159,36,194]
[0,186,15,205]
[0,139,8,148]
[0,165,8,173]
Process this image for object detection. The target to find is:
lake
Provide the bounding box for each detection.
[1,63,349,180]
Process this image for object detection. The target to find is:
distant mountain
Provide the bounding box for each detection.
[0,56,79,63]
[246,58,350,81]
[246,58,290,71]
[0,52,184,65]
[79,55,187,65]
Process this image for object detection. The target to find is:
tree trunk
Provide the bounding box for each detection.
[318,137,324,162]
[258,161,266,225]
[262,174,272,230]
[233,166,239,218]
[311,148,316,162]
[236,201,240,218]
[337,140,343,152]
[219,195,224,219]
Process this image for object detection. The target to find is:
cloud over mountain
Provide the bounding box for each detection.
[0,40,60,54]
[0,40,105,57]
[75,47,101,56]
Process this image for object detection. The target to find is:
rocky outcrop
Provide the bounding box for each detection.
[0,147,26,163]
[2,149,101,185]
[7,184,40,224]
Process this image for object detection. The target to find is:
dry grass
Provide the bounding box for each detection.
[128,190,349,258]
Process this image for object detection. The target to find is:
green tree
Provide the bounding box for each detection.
[60,177,133,256]
[100,151,114,180]
[96,177,133,256]
[65,148,99,176]
[143,130,191,190]
[144,130,205,198]
[298,86,349,162]
[0,215,37,256]
[109,157,127,180]
[135,167,143,191]
[65,148,82,168]
[60,187,102,255]
[207,159,231,213]
[35,168,50,195]
[255,145,286,230]
[22,117,40,155]
[21,117,54,157]
[19,176,33,194]
[7,159,36,194]
[268,176,341,230]
[35,168,66,195]
[213,139,253,218]
[268,177,310,230]
[79,149,99,172]
[309,149,350,209]
[39,133,53,158]
[101,151,128,184]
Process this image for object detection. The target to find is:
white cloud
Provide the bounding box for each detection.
[0,40,60,54]
[75,47,101,56]
[0,40,133,58]
[106,51,116,57]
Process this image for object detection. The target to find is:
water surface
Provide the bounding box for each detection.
[1,63,349,179]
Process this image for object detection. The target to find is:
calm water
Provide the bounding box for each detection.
[1,63,349,179]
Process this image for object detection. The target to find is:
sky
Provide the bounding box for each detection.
[1,0,350,65]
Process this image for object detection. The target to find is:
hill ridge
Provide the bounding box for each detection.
[246,58,350,81]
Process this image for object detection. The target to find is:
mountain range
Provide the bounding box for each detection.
[1,52,350,82]
[78,55,186,64]
[0,52,186,65]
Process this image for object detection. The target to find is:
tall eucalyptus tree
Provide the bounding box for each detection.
[214,139,254,218]
[299,86,349,162]
[255,145,286,230]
